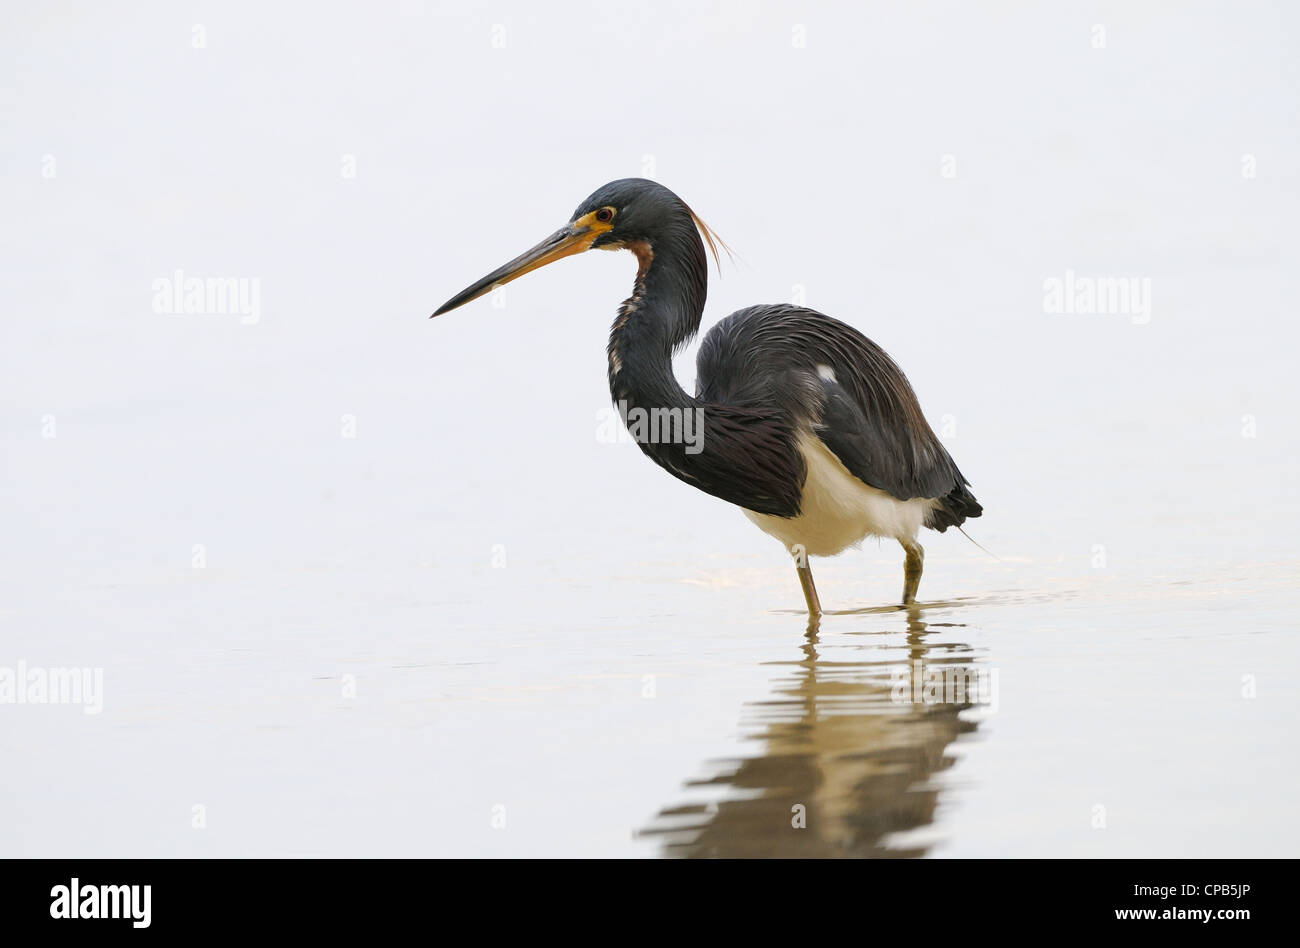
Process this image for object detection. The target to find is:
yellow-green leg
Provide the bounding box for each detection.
[792,545,822,616]
[901,540,924,605]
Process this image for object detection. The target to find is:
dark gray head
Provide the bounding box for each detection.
[431,178,725,317]
[571,178,693,250]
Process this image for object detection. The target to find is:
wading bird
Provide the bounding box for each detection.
[432,179,981,614]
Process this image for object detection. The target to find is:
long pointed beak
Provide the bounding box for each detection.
[431,222,597,318]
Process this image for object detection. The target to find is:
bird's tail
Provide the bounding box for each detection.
[926,480,982,532]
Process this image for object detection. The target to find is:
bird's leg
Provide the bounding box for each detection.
[901,540,924,605]
[791,544,822,616]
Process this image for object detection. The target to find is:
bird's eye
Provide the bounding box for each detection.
[595,207,615,223]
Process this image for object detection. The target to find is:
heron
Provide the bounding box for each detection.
[432,179,982,615]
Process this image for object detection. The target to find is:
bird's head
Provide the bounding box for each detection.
[431,178,726,318]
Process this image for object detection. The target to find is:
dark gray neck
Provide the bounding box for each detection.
[606,219,708,412]
[601,219,806,518]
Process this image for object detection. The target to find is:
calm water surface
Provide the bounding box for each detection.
[4,450,1296,858]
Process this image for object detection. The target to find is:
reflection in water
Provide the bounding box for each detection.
[641,606,987,857]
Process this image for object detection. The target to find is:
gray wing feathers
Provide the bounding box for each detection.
[696,305,982,530]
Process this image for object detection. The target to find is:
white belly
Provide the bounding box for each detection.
[742,433,938,557]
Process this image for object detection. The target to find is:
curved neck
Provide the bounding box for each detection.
[602,215,805,518]
[606,216,708,411]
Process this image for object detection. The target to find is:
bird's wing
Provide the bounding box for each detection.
[697,305,981,529]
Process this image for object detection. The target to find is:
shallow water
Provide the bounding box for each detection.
[3,464,1296,858]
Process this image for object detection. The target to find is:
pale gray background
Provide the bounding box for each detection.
[2,1,1297,856]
